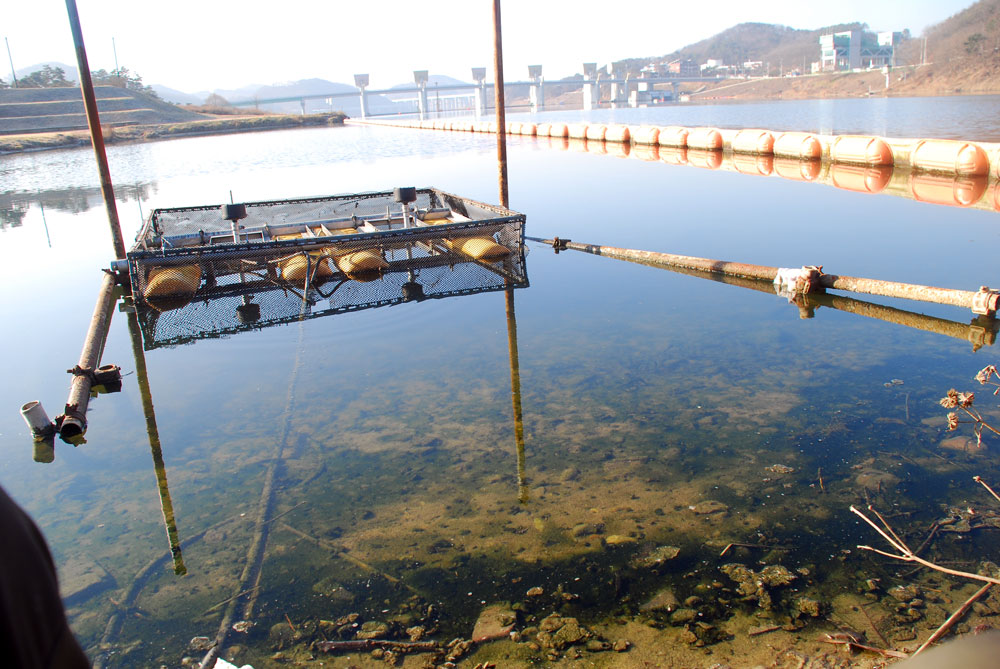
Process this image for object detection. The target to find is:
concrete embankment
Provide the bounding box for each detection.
[0,113,347,155]
[347,117,1000,178]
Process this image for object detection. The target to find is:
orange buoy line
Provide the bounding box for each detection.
[346,117,1000,178]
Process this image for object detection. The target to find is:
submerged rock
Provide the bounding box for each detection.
[604,534,637,546]
[689,501,728,515]
[640,587,679,612]
[472,604,516,642]
[633,545,681,568]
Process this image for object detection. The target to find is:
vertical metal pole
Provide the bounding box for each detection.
[5,37,16,87]
[505,287,528,504]
[126,308,187,576]
[65,0,126,259]
[492,0,509,208]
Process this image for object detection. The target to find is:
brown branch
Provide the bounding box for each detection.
[913,583,992,655]
[315,639,439,653]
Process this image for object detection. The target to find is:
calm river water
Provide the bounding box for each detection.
[4,96,1000,668]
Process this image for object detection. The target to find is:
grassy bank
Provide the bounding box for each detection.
[0,112,347,155]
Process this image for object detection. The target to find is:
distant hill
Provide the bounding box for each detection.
[898,0,1000,64]
[151,84,203,105]
[613,21,880,76]
[13,61,79,83]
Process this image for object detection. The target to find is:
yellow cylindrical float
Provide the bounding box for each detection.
[585,124,607,141]
[910,139,989,176]
[567,123,589,140]
[686,127,723,150]
[659,146,688,165]
[773,157,822,182]
[910,173,988,207]
[333,249,389,274]
[279,253,335,282]
[731,153,774,176]
[731,129,774,155]
[631,126,660,145]
[507,122,521,134]
[687,149,723,170]
[605,125,630,144]
[657,126,689,147]
[144,264,201,301]
[519,123,537,136]
[448,237,511,260]
[773,132,823,160]
[830,164,893,194]
[830,136,893,166]
[535,123,552,137]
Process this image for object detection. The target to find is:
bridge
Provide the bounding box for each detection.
[230,64,722,119]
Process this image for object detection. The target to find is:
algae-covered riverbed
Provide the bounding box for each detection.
[4,100,1000,667]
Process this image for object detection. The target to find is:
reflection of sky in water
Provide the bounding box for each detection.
[2,111,1000,664]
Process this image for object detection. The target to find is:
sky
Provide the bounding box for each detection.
[0,0,976,93]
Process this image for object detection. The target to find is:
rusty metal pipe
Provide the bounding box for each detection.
[58,271,117,441]
[492,0,509,208]
[65,0,126,259]
[532,237,998,315]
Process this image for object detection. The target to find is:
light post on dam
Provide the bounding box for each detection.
[354,74,370,119]
[528,65,543,113]
[414,70,429,120]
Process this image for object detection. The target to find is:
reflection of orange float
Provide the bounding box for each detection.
[607,141,631,159]
[659,146,688,165]
[686,149,723,170]
[605,125,631,144]
[658,126,689,147]
[774,132,823,159]
[686,127,723,150]
[910,140,989,176]
[731,153,774,176]
[731,129,774,155]
[910,173,988,207]
[587,139,608,155]
[830,136,893,166]
[585,124,607,141]
[773,158,822,181]
[631,126,660,145]
[830,164,893,193]
[631,144,660,161]
[567,123,589,140]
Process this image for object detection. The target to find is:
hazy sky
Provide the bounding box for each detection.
[1,0,974,93]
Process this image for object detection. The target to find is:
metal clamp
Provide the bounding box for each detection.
[971,286,1000,317]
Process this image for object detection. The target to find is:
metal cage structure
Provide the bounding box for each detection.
[126,188,528,349]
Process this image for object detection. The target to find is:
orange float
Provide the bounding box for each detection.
[657,126,689,147]
[910,140,989,176]
[535,123,552,136]
[585,124,607,141]
[548,123,569,138]
[605,125,631,144]
[773,132,823,160]
[830,164,893,194]
[731,129,774,155]
[686,127,723,150]
[830,136,893,166]
[631,126,660,145]
[519,123,537,136]
[567,123,589,140]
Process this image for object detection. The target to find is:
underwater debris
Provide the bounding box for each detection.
[719,563,796,611]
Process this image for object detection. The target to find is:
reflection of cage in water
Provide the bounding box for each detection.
[126,188,528,349]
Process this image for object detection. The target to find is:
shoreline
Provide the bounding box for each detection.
[0,112,348,156]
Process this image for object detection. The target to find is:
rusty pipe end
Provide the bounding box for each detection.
[57,416,87,444]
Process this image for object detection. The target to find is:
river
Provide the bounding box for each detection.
[2,96,1000,667]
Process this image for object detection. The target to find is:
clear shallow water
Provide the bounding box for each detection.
[3,100,1000,667]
